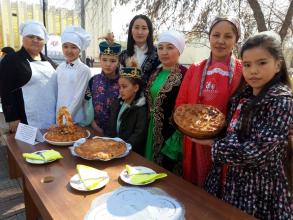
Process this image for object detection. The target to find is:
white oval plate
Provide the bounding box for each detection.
[70,172,109,191]
[120,166,156,186]
[25,150,57,164]
[43,130,90,146]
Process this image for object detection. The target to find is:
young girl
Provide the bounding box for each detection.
[193,31,293,219]
[89,40,121,135]
[105,66,148,156]
[56,26,91,123]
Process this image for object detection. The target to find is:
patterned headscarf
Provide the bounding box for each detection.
[209,16,241,42]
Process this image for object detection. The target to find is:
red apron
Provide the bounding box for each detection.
[183,56,238,186]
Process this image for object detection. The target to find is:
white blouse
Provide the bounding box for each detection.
[134,44,148,68]
[56,58,91,123]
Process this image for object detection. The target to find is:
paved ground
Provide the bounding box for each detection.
[0,112,25,220]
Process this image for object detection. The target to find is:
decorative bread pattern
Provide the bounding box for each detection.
[174,104,225,139]
[74,138,127,160]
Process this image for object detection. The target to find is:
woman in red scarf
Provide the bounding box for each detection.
[175,16,242,186]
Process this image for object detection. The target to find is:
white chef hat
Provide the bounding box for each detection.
[158,30,185,54]
[61,26,91,51]
[20,20,49,42]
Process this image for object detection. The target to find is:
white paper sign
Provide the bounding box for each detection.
[15,123,43,145]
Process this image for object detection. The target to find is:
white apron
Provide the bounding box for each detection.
[22,60,57,129]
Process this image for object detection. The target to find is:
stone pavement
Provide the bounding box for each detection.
[0,111,25,220]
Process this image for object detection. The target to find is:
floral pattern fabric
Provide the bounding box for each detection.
[204,83,293,220]
[90,72,119,131]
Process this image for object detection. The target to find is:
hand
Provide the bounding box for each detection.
[289,123,293,136]
[188,137,214,146]
[8,120,20,133]
[91,120,104,136]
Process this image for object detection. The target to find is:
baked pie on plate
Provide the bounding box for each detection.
[44,106,90,146]
[174,104,225,139]
[71,137,132,161]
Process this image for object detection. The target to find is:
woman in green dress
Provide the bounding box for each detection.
[145,30,187,173]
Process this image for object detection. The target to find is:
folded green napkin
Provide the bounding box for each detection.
[23,150,63,161]
[125,164,167,184]
[130,173,167,184]
[76,164,105,190]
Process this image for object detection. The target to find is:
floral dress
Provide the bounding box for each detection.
[204,83,293,220]
[90,72,119,131]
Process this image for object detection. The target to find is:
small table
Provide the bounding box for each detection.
[4,134,255,220]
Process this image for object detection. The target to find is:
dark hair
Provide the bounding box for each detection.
[121,76,143,102]
[237,32,289,140]
[1,46,15,55]
[209,17,240,42]
[126,14,155,56]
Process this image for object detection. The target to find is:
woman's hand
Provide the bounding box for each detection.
[188,137,214,146]
[8,120,20,133]
[91,120,104,136]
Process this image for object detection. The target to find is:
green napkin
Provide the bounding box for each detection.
[76,164,106,190]
[125,164,167,184]
[130,173,167,184]
[23,150,63,161]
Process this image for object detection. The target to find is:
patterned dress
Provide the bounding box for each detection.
[90,72,119,131]
[204,83,293,220]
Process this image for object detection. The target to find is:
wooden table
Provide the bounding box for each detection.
[4,134,255,220]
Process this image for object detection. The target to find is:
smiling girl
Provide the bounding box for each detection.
[56,26,91,124]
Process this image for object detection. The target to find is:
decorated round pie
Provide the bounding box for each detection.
[45,106,88,142]
[45,125,88,142]
[74,138,127,160]
[174,104,225,139]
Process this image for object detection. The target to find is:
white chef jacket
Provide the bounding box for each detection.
[56,58,91,123]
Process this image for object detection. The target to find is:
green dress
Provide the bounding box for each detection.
[145,69,171,161]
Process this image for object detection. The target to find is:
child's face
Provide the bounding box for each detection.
[158,42,180,69]
[209,21,237,61]
[62,42,80,63]
[242,47,281,95]
[100,54,119,76]
[118,77,139,104]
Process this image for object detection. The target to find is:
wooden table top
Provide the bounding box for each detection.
[4,134,255,220]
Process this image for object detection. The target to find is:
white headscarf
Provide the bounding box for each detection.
[61,26,91,51]
[158,30,185,54]
[20,20,49,42]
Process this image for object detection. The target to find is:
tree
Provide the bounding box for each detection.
[114,0,293,43]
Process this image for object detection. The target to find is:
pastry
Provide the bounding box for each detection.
[174,104,225,139]
[74,138,127,160]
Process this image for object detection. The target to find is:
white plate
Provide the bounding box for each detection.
[43,130,90,146]
[70,136,132,161]
[120,166,156,186]
[70,172,109,191]
[25,150,58,164]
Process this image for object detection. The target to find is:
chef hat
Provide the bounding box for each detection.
[20,20,49,42]
[61,26,91,51]
[158,30,185,54]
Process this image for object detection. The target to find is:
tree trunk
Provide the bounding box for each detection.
[247,0,267,32]
[279,0,293,41]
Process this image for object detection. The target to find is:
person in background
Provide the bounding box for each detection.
[175,16,242,186]
[120,14,160,86]
[105,66,148,156]
[145,30,187,173]
[193,31,293,220]
[0,20,57,132]
[0,47,15,62]
[89,40,121,135]
[56,26,91,124]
